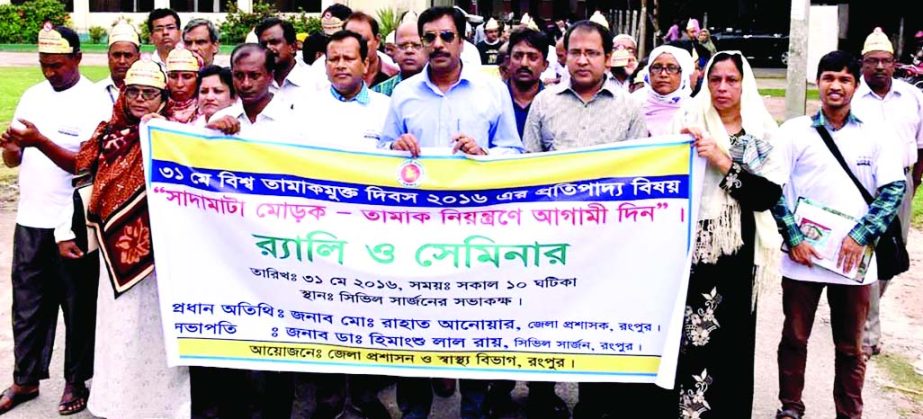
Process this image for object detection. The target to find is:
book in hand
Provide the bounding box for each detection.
[788,197,873,282]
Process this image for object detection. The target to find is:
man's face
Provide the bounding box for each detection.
[39,53,81,90]
[422,15,463,74]
[232,51,273,106]
[107,41,139,85]
[485,28,499,43]
[555,40,566,66]
[565,29,609,90]
[167,71,197,102]
[150,15,180,53]
[861,50,895,90]
[325,37,368,95]
[614,38,636,57]
[345,20,380,63]
[183,25,218,66]
[818,68,857,111]
[508,41,547,86]
[259,24,295,67]
[394,24,425,77]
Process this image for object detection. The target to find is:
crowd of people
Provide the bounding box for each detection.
[0,4,921,419]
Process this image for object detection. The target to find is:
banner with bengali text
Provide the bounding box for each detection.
[140,120,706,387]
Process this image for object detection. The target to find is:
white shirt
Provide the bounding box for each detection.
[776,114,905,285]
[97,76,119,105]
[853,77,923,168]
[298,85,390,150]
[211,95,300,142]
[269,61,321,111]
[462,40,482,69]
[13,76,110,228]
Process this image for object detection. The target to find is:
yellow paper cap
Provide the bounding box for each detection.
[167,47,201,73]
[485,18,499,31]
[609,48,630,67]
[296,32,308,43]
[125,59,166,89]
[862,27,894,55]
[322,16,344,35]
[590,11,609,30]
[109,20,140,47]
[38,26,74,54]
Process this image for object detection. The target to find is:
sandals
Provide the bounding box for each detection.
[0,386,39,415]
[776,408,803,419]
[58,386,89,416]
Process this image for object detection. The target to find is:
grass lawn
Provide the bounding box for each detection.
[758,88,820,100]
[0,43,235,54]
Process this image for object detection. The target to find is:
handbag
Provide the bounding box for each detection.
[815,126,909,280]
[68,124,107,254]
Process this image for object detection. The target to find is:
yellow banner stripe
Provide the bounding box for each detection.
[178,338,660,376]
[150,128,691,190]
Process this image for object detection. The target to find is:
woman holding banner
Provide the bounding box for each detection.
[669,51,785,418]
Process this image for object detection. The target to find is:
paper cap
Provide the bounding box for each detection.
[109,20,140,47]
[38,24,75,54]
[485,18,500,31]
[589,11,609,30]
[862,27,894,55]
[322,16,344,35]
[296,32,308,43]
[384,31,395,44]
[166,47,201,73]
[609,48,630,67]
[125,59,166,89]
[401,11,418,25]
[245,29,258,43]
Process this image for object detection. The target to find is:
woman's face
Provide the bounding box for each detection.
[697,31,709,43]
[708,59,743,113]
[650,53,682,95]
[167,71,198,101]
[124,85,164,118]
[198,74,235,119]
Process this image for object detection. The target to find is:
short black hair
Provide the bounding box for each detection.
[147,9,180,33]
[230,43,276,74]
[323,3,353,20]
[197,65,235,97]
[816,50,861,82]
[302,33,329,65]
[345,11,380,37]
[327,30,369,60]
[564,20,612,55]
[53,26,81,54]
[417,6,466,40]
[255,17,295,45]
[508,28,549,60]
[708,52,744,79]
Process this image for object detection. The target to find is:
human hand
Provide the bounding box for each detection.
[837,236,866,273]
[451,133,486,156]
[6,119,47,148]
[206,115,240,135]
[789,242,821,267]
[391,134,421,157]
[682,126,732,172]
[58,240,84,259]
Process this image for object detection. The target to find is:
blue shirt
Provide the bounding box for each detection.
[330,83,371,105]
[507,80,543,139]
[380,64,524,154]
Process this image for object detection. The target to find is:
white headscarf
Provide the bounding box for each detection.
[672,51,783,300]
[638,46,694,103]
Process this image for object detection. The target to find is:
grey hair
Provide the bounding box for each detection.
[183,18,219,43]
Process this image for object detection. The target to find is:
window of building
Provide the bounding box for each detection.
[273,0,320,13]
[89,0,154,13]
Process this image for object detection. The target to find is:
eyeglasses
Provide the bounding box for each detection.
[153,24,178,33]
[422,31,457,45]
[649,64,681,75]
[397,42,424,51]
[567,49,604,60]
[124,87,161,101]
[862,57,894,66]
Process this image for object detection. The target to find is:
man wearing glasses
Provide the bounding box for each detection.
[380,6,522,158]
[522,20,647,154]
[373,14,426,97]
[851,27,923,361]
[147,8,181,67]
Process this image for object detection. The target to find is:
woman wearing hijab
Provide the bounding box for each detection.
[697,29,718,56]
[19,59,193,418]
[165,47,203,123]
[632,46,694,136]
[671,51,784,418]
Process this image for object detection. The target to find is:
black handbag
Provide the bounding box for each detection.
[815,126,909,280]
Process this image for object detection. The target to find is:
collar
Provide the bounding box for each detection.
[329,83,370,105]
[507,79,544,105]
[275,60,310,89]
[811,109,862,131]
[558,77,617,101]
[858,76,901,100]
[421,63,475,96]
[229,94,289,123]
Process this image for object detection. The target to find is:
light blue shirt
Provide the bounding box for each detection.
[379,64,524,154]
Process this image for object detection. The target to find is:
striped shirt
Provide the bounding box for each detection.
[522,79,648,152]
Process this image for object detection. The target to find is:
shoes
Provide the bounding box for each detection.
[432,378,457,398]
[775,407,802,419]
[525,393,569,419]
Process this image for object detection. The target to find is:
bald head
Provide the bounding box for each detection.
[394,21,425,77]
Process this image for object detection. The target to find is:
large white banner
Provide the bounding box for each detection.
[141,121,705,387]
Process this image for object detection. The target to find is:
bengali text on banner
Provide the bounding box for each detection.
[140,120,706,387]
